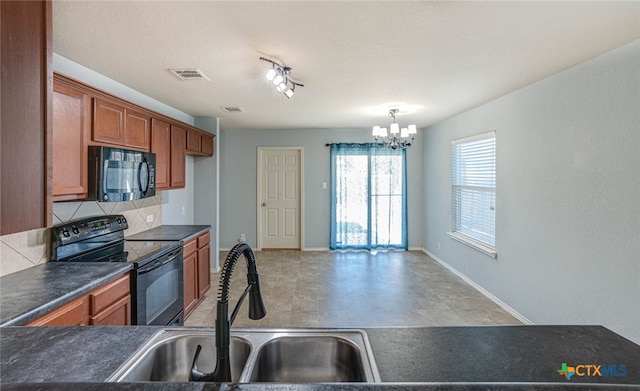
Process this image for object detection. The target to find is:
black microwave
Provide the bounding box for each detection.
[88,146,156,202]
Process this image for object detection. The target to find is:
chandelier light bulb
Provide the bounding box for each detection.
[390,123,400,134]
[380,127,388,137]
[401,128,409,137]
[372,126,381,137]
[408,124,417,135]
[265,69,276,81]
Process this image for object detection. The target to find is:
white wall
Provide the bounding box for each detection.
[218,128,423,250]
[161,157,195,224]
[194,117,220,270]
[423,40,640,344]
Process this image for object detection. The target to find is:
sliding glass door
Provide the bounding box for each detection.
[329,143,407,250]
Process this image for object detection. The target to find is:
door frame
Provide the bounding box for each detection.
[256,147,305,251]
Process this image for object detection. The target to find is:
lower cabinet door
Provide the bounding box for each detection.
[183,252,198,317]
[89,295,131,326]
[197,244,211,298]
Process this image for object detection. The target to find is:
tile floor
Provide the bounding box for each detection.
[184,250,521,328]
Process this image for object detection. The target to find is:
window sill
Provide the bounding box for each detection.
[447,231,497,258]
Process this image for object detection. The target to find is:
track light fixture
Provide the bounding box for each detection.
[259,57,304,98]
[372,109,417,149]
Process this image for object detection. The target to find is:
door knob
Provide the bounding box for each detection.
[262,202,267,207]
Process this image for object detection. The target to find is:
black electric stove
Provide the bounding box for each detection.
[51,215,184,326]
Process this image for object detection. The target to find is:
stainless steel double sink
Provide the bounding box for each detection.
[107,328,381,383]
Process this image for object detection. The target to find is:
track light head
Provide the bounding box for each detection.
[259,57,304,99]
[265,68,276,81]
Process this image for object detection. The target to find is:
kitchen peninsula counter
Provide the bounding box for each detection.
[1,325,639,388]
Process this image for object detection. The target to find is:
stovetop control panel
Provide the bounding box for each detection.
[52,215,128,247]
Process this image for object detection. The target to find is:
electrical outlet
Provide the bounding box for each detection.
[181,206,186,216]
[146,215,154,223]
[239,233,246,242]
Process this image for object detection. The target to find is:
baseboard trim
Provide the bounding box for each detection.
[423,249,533,325]
[302,247,330,251]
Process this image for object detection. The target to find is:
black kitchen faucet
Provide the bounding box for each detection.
[189,242,267,382]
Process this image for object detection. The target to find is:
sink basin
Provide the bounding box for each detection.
[107,328,380,383]
[108,330,251,382]
[246,335,367,382]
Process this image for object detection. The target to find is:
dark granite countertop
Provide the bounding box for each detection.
[1,325,639,387]
[126,225,211,242]
[0,263,133,326]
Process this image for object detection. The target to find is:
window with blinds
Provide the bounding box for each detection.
[449,131,496,257]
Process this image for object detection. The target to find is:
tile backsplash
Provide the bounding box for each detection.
[0,194,163,277]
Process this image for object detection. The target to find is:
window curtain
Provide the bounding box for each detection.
[329,143,407,250]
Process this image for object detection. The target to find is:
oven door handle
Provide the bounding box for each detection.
[138,252,180,275]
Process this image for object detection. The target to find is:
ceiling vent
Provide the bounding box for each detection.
[169,68,209,81]
[221,107,245,113]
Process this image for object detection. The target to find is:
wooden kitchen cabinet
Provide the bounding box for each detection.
[52,80,90,201]
[1,0,52,235]
[183,230,211,319]
[186,128,214,157]
[170,125,186,188]
[151,118,171,190]
[93,98,150,151]
[88,273,131,326]
[25,273,131,327]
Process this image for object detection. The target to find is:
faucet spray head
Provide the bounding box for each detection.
[248,273,267,320]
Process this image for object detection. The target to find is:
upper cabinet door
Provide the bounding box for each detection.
[151,118,171,190]
[93,98,124,145]
[186,129,202,153]
[201,134,214,156]
[52,81,90,201]
[186,128,214,157]
[124,108,150,151]
[170,125,186,188]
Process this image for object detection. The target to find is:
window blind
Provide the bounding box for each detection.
[451,131,496,249]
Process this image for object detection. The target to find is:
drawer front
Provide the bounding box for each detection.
[26,297,87,326]
[197,231,210,248]
[183,238,197,256]
[89,273,131,315]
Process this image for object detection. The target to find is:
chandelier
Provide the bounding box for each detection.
[372,109,417,149]
[259,57,304,98]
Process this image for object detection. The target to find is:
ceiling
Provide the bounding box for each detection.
[53,1,640,131]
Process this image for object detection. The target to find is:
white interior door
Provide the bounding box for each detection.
[258,148,301,249]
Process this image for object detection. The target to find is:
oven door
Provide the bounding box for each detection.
[133,247,183,326]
